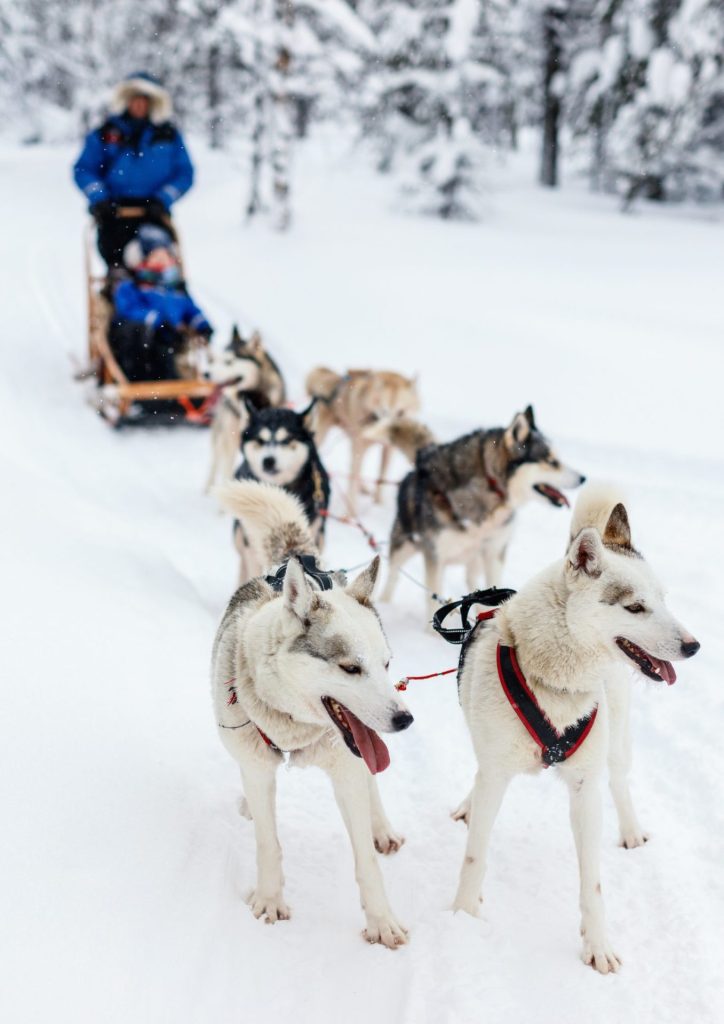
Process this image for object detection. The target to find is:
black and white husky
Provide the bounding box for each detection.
[451,484,700,972]
[382,406,585,620]
[204,327,286,493]
[212,481,413,947]
[231,401,330,583]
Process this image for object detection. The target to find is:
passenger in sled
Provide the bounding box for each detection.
[110,224,213,382]
[73,71,193,270]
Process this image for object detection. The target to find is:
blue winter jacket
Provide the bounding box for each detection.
[73,114,194,209]
[114,280,211,334]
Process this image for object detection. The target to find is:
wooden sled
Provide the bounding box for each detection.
[84,210,217,428]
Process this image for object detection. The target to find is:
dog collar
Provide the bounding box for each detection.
[496,644,598,767]
[265,554,334,592]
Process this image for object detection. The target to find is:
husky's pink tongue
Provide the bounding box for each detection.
[651,656,677,685]
[344,709,391,774]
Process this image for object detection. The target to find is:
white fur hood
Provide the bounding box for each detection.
[109,75,172,124]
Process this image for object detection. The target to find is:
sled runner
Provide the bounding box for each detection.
[83,211,216,428]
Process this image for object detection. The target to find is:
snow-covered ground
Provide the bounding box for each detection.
[2,138,723,1024]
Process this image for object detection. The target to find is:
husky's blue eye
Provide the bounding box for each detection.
[339,664,362,675]
[624,603,646,614]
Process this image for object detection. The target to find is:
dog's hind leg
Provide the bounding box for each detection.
[563,767,621,974]
[239,756,290,924]
[368,776,404,855]
[453,770,510,915]
[327,757,407,948]
[607,666,647,849]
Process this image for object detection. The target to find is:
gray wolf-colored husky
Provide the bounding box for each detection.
[212,481,414,947]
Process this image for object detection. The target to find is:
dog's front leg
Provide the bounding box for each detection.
[348,440,365,513]
[328,758,407,948]
[239,758,289,924]
[453,770,510,915]
[368,776,404,854]
[565,771,621,973]
[606,667,647,849]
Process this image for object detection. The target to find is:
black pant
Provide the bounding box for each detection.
[96,201,174,268]
[109,321,181,382]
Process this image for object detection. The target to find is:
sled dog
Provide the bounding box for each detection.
[231,400,330,583]
[205,327,286,493]
[382,406,585,620]
[451,485,700,972]
[212,481,413,947]
[306,367,420,512]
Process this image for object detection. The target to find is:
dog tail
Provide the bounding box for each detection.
[363,416,436,462]
[305,366,341,403]
[569,483,628,542]
[214,481,317,568]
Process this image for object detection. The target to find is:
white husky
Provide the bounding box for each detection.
[452,484,700,972]
[212,481,413,947]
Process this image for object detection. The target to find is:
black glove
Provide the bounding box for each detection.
[90,199,115,223]
[146,198,169,224]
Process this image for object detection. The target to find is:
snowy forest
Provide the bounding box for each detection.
[2,0,723,221]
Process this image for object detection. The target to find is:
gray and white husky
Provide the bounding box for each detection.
[212,481,413,947]
[382,405,585,621]
[452,484,700,973]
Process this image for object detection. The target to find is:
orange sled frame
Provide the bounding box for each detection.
[84,210,217,427]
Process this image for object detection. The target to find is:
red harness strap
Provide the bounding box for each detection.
[496,644,598,767]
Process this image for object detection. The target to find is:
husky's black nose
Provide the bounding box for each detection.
[681,639,700,658]
[262,456,276,472]
[578,474,587,484]
[391,711,414,732]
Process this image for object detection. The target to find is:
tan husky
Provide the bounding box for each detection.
[306,367,420,513]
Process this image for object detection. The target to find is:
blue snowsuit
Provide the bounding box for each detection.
[73,114,194,210]
[110,279,212,382]
[114,280,211,334]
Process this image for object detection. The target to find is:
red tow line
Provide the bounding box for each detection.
[395,610,496,691]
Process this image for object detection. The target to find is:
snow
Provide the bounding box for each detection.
[2,135,723,1024]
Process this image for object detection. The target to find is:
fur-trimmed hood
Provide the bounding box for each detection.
[110,72,172,124]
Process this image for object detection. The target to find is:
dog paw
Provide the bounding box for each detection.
[581,937,622,975]
[620,831,649,850]
[373,827,405,855]
[363,914,408,949]
[248,892,291,924]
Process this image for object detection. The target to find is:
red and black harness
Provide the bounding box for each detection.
[432,588,598,768]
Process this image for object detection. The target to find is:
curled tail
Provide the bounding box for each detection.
[569,483,628,542]
[214,481,317,569]
[305,366,342,403]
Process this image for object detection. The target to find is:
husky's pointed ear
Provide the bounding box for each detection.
[504,409,531,452]
[568,528,604,578]
[346,556,380,606]
[283,557,315,621]
[230,324,246,354]
[524,405,536,430]
[247,331,264,357]
[603,503,632,551]
[243,395,259,420]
